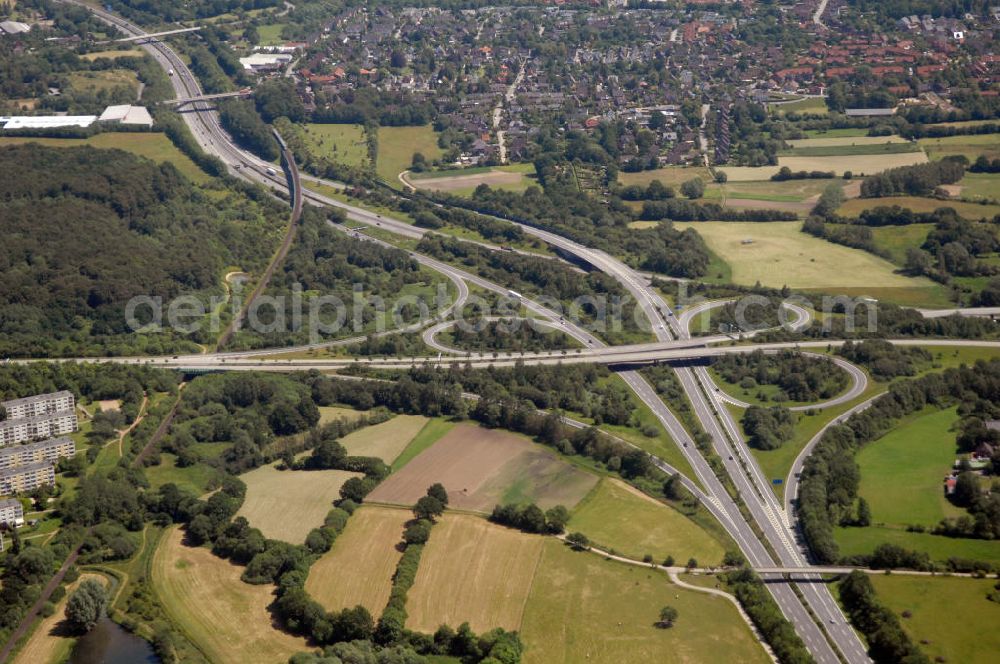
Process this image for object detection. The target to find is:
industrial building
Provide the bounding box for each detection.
[0,462,56,495]
[0,115,98,130]
[98,104,154,127]
[0,437,76,470]
[0,498,24,528]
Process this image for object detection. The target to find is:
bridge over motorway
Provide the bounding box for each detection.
[113,26,201,42]
[164,89,253,107]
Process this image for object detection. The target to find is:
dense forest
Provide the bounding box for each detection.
[0,144,283,357]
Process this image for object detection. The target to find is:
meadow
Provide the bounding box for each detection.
[151,527,308,664]
[566,478,726,564]
[305,506,410,615]
[336,414,429,463]
[406,513,544,633]
[855,407,964,528]
[837,196,1000,220]
[918,133,1000,161]
[769,97,828,115]
[834,524,1000,564]
[408,163,536,196]
[300,123,370,169]
[674,221,936,291]
[520,540,770,664]
[235,463,362,543]
[869,575,1000,664]
[866,224,936,265]
[377,125,444,185]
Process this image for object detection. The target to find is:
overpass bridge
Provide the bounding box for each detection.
[164,89,253,108]
[114,27,201,42]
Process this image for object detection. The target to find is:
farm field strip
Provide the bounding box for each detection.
[305,506,410,615]
[235,463,362,543]
[368,424,598,511]
[405,514,543,633]
[337,414,429,463]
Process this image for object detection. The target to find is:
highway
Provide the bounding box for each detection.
[55,4,971,661]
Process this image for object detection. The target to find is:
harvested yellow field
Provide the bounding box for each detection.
[715,165,782,181]
[81,49,145,61]
[676,221,934,290]
[618,166,714,187]
[778,151,928,176]
[785,135,909,148]
[236,463,361,543]
[318,405,367,425]
[305,506,410,615]
[406,514,544,633]
[337,414,429,463]
[151,527,307,664]
[13,574,107,664]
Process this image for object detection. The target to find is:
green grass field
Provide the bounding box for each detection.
[301,123,369,169]
[957,172,1000,201]
[837,196,1000,220]
[919,133,1000,161]
[145,453,220,496]
[804,128,870,138]
[834,524,1000,563]
[377,125,443,185]
[855,407,964,528]
[256,23,286,45]
[869,575,1000,664]
[703,178,835,204]
[567,478,726,564]
[408,163,536,197]
[780,142,921,157]
[520,541,770,664]
[770,97,828,115]
[866,223,935,265]
[675,221,942,294]
[0,134,213,184]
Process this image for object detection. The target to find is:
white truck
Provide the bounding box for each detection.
[507,290,522,300]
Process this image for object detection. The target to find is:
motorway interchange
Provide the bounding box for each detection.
[55,4,1000,662]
